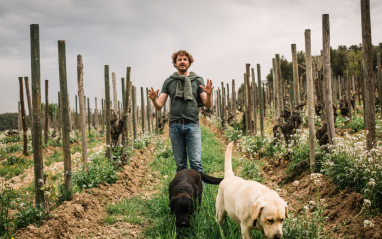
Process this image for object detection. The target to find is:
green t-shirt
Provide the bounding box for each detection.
[161,73,205,125]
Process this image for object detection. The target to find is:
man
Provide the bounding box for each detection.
[148,50,213,173]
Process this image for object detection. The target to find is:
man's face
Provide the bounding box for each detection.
[175,54,190,73]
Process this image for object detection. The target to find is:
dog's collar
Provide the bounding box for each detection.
[174,186,193,196]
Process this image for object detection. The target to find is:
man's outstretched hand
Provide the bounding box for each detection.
[148,87,159,100]
[199,79,214,95]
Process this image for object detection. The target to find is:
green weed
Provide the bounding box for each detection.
[73,151,118,189]
[45,150,63,166]
[105,197,146,225]
[240,160,262,182]
[0,155,32,179]
[0,134,21,144]
[0,179,18,236]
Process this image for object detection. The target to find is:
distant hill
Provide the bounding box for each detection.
[0,112,18,131]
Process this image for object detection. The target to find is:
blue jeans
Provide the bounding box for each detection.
[169,123,204,173]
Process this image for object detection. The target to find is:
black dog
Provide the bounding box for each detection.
[169,168,223,227]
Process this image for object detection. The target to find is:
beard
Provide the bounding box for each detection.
[176,64,189,74]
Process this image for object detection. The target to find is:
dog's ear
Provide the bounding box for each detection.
[285,202,289,219]
[170,197,176,214]
[251,200,265,221]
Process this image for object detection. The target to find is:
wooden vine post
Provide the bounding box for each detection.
[291,44,300,106]
[121,77,125,111]
[77,55,88,167]
[30,24,44,205]
[347,64,352,120]
[272,59,277,121]
[122,67,131,146]
[19,77,28,155]
[221,82,226,129]
[101,98,104,132]
[18,102,21,133]
[24,77,33,140]
[141,87,145,133]
[322,14,336,144]
[226,83,230,111]
[361,0,376,149]
[251,68,257,134]
[112,72,118,115]
[146,87,151,133]
[332,71,337,110]
[305,29,316,173]
[217,89,221,119]
[75,95,78,130]
[68,94,72,132]
[58,92,61,138]
[58,40,72,192]
[44,80,49,144]
[275,55,282,124]
[132,86,137,140]
[105,65,112,160]
[257,64,264,137]
[87,98,91,134]
[245,64,253,134]
[95,98,99,137]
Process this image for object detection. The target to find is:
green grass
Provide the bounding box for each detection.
[0,134,21,144]
[105,197,146,225]
[45,150,63,166]
[0,155,32,179]
[71,145,82,154]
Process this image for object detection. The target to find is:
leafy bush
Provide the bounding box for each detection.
[237,134,280,159]
[321,133,382,209]
[111,145,133,163]
[240,160,262,182]
[283,201,326,238]
[133,132,153,149]
[70,134,80,144]
[0,155,31,179]
[347,115,365,133]
[1,143,23,154]
[45,150,63,167]
[0,134,21,144]
[285,131,323,181]
[0,179,18,236]
[335,115,365,133]
[47,139,62,147]
[73,151,118,189]
[224,127,242,142]
[71,146,82,154]
[14,203,47,230]
[6,155,28,166]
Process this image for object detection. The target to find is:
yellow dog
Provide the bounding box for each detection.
[216,142,288,239]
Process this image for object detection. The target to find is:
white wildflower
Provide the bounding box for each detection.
[363,220,374,228]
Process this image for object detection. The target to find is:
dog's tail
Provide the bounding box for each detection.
[224,142,235,178]
[199,172,224,185]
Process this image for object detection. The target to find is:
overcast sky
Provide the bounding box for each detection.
[1,0,382,114]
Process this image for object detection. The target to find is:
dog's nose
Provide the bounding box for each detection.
[178,220,190,228]
[273,234,282,239]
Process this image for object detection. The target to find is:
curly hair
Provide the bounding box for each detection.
[171,50,194,67]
